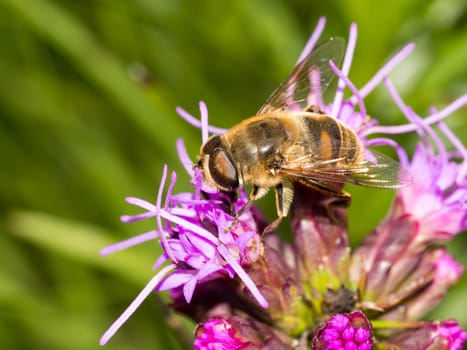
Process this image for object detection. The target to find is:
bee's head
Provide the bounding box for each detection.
[197,135,240,192]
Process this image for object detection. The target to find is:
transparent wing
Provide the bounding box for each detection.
[280,148,412,189]
[257,37,345,115]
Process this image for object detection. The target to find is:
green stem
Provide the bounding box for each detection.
[371,319,426,329]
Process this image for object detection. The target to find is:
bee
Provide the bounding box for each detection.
[196,38,409,232]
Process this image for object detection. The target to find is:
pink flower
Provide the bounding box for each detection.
[312,311,373,350]
[387,320,467,350]
[194,317,292,350]
[194,318,253,350]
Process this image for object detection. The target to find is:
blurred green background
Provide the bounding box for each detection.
[0,0,466,349]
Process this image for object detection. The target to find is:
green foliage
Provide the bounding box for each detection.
[0,0,465,348]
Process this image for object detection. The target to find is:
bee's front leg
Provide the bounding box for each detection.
[226,185,269,232]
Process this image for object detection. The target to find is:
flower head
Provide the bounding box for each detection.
[384,320,467,350]
[194,316,292,350]
[100,17,466,349]
[312,311,373,350]
[194,318,254,350]
[99,159,267,345]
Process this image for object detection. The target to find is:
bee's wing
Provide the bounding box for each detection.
[280,148,412,189]
[257,37,345,115]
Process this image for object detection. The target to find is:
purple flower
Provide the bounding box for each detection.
[349,84,466,327]
[352,246,463,323]
[375,78,467,241]
[194,316,292,350]
[384,320,467,350]
[312,311,373,350]
[99,17,467,349]
[99,160,267,345]
[399,142,466,236]
[194,318,253,350]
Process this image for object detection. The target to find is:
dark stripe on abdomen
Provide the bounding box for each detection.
[302,115,342,161]
[302,116,322,158]
[341,127,358,163]
[323,119,342,160]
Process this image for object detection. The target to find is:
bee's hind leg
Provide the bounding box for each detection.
[326,191,351,224]
[296,179,351,225]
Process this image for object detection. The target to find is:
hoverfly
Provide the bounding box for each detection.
[196,38,409,232]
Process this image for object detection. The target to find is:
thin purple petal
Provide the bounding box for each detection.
[176,138,195,177]
[331,22,357,117]
[157,270,195,292]
[329,60,366,120]
[100,230,160,256]
[365,137,410,168]
[437,121,467,182]
[175,105,226,135]
[125,197,157,211]
[120,211,155,223]
[100,264,176,345]
[183,277,198,303]
[352,43,415,102]
[217,244,268,308]
[296,16,326,64]
[156,165,175,262]
[159,209,219,245]
[199,101,209,143]
[363,83,467,136]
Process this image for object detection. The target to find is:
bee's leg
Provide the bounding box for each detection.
[315,185,351,223]
[355,115,372,132]
[221,190,238,216]
[304,105,325,114]
[327,190,351,222]
[226,185,269,231]
[296,179,351,224]
[263,181,294,234]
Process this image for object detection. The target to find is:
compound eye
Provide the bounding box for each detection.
[209,150,239,191]
[201,135,222,155]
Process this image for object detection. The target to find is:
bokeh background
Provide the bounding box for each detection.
[0,0,466,349]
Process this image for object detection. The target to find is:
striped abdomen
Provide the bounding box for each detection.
[298,113,363,165]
